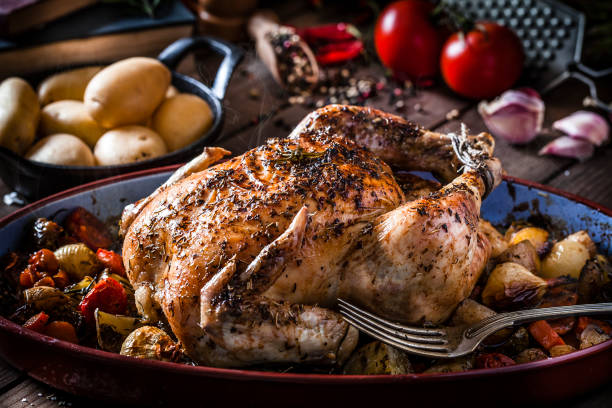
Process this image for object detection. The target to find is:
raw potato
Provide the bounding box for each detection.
[37,66,102,106]
[0,77,39,154]
[343,341,412,375]
[481,262,547,310]
[541,239,590,279]
[26,134,95,166]
[94,126,167,165]
[84,57,171,128]
[479,220,508,258]
[152,93,214,151]
[40,100,105,147]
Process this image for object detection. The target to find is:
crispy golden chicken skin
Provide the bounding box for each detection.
[121,105,501,367]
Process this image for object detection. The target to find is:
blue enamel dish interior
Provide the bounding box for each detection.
[1,172,611,257]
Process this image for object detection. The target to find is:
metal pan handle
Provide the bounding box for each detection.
[157,36,244,100]
[543,63,612,114]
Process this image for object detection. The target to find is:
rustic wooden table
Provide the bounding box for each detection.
[1,2,611,407]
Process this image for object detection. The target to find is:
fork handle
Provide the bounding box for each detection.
[467,303,612,338]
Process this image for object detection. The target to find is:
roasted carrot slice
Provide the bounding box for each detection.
[44,321,78,343]
[529,320,566,350]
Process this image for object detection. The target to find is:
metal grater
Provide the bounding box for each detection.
[445,0,612,112]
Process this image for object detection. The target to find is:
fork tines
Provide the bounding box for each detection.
[337,298,450,357]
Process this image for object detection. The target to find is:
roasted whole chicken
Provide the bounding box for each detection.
[120,105,502,367]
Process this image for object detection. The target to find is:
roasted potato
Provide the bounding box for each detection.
[481,262,547,310]
[152,93,214,152]
[84,57,171,128]
[343,341,412,375]
[514,348,547,364]
[479,220,508,258]
[94,126,167,165]
[507,227,549,254]
[451,299,511,344]
[25,134,96,166]
[37,66,102,106]
[541,238,590,279]
[496,240,540,275]
[423,356,474,373]
[549,344,576,357]
[39,101,105,147]
[0,77,39,154]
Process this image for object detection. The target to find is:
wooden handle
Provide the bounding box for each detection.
[247,10,280,40]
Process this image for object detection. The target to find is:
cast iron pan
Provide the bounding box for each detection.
[0,36,243,200]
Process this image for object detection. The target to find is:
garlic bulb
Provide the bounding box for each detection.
[478,88,544,144]
[553,110,609,146]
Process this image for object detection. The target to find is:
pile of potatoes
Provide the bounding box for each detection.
[0,57,214,166]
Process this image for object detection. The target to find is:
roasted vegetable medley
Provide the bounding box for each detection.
[1,207,187,363]
[1,209,611,374]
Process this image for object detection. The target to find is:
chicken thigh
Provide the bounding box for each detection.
[121,105,502,367]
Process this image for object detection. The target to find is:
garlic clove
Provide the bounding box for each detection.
[478,88,544,145]
[552,110,609,146]
[538,136,594,161]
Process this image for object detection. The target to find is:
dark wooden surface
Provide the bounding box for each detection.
[1,2,612,407]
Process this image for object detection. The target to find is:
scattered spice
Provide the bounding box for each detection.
[446,108,460,120]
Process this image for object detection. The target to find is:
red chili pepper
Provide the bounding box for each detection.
[475,353,516,369]
[315,40,364,65]
[96,249,126,277]
[79,277,127,324]
[296,23,359,44]
[23,312,49,333]
[64,207,113,251]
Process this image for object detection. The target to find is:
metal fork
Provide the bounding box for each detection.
[338,299,612,359]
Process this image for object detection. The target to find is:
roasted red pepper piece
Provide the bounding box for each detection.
[315,40,364,65]
[475,353,516,369]
[64,207,112,251]
[96,249,126,277]
[79,277,127,324]
[23,312,49,333]
[296,23,359,44]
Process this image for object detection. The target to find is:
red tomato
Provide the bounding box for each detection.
[79,277,127,324]
[440,22,524,99]
[96,249,126,277]
[374,0,446,84]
